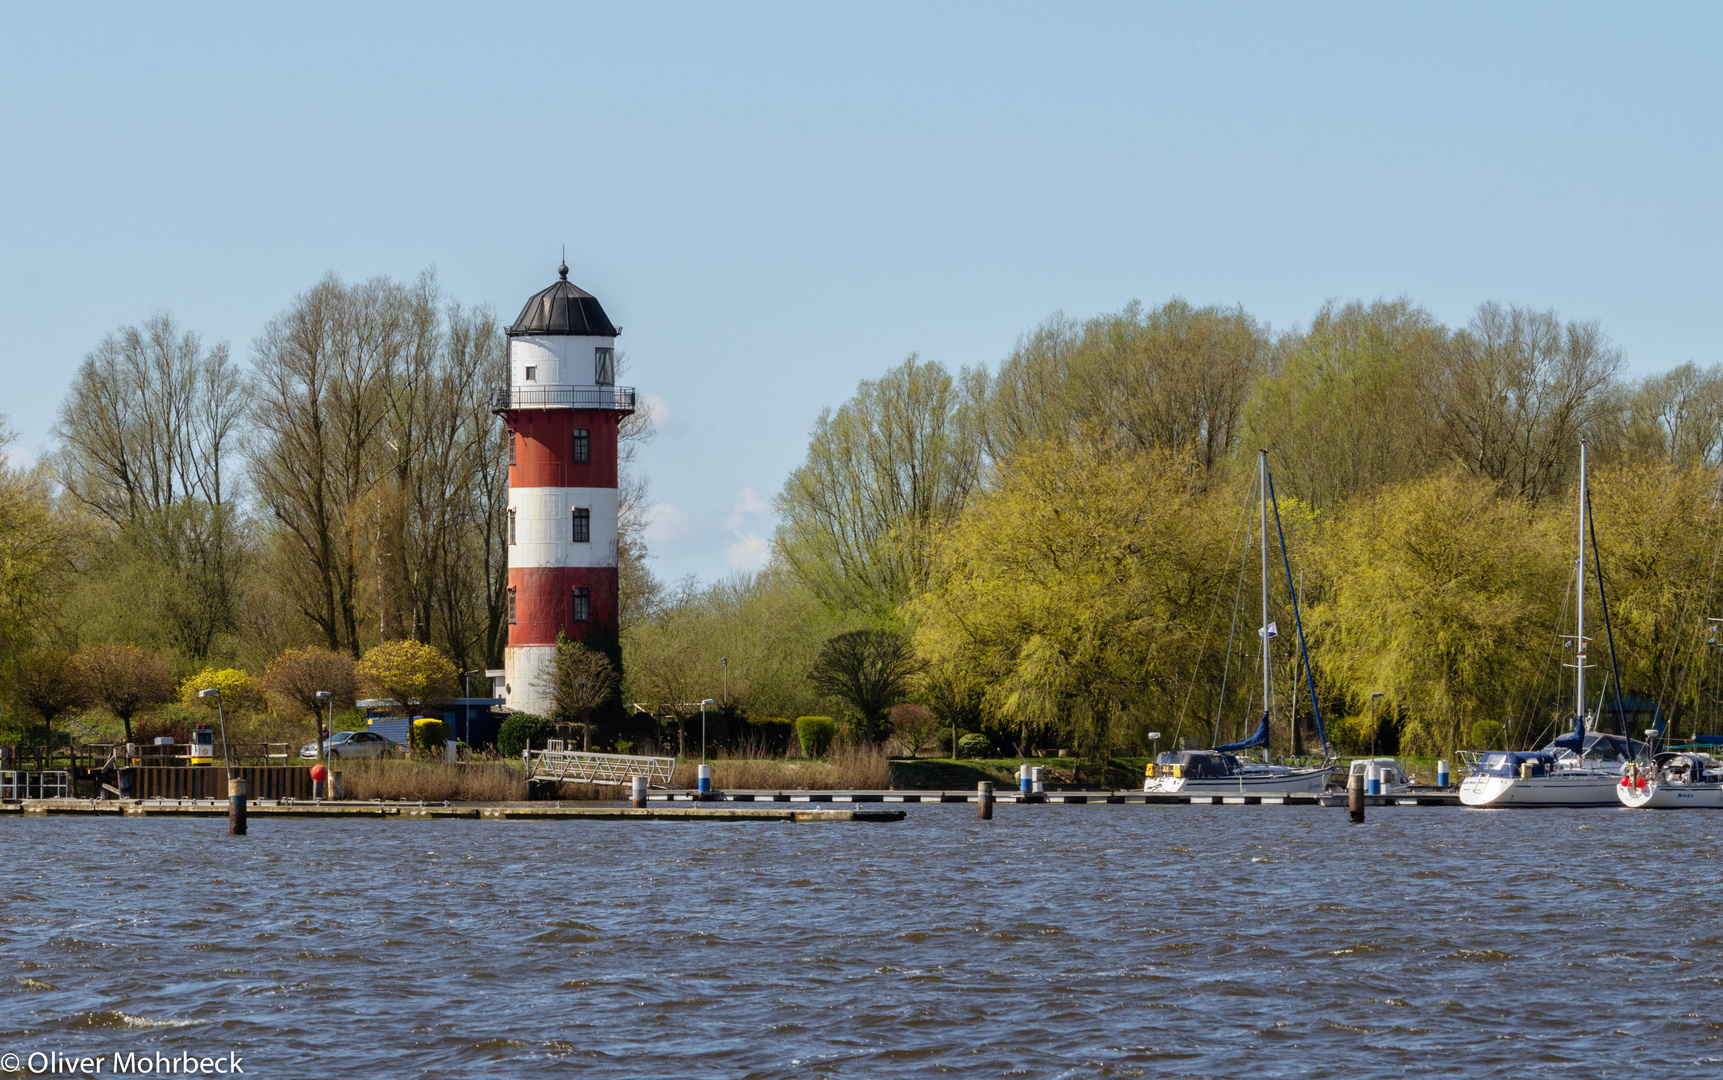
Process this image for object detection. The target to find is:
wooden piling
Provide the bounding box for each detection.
[977,780,993,820]
[228,777,248,835]
[1347,769,1364,824]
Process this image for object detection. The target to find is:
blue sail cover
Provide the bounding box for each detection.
[1551,714,1586,752]
[1216,712,1270,752]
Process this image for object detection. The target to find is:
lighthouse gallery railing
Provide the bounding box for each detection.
[489,385,636,412]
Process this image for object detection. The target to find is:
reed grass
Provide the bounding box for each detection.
[693,743,893,790]
[338,760,529,802]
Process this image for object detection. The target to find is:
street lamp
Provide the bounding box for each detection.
[721,658,728,707]
[700,698,716,763]
[197,687,233,780]
[315,691,333,775]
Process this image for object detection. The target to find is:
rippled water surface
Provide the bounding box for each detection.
[4,806,1723,1078]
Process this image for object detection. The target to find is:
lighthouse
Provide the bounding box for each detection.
[493,262,633,716]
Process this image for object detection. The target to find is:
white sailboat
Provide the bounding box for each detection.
[1618,752,1723,808]
[1461,440,1632,808]
[1147,450,1333,795]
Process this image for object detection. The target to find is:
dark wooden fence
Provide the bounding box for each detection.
[118,766,312,800]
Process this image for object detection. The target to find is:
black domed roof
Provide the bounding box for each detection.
[507,263,619,337]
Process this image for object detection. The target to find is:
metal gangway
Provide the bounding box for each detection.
[1,770,72,800]
[524,745,675,787]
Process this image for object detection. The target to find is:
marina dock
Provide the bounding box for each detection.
[649,789,1462,807]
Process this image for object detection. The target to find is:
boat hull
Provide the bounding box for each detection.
[1146,767,1333,795]
[1459,773,1623,808]
[1618,780,1723,809]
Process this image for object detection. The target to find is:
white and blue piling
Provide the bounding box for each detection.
[1437,760,1450,788]
[1018,764,1032,797]
[1366,766,1382,796]
[697,764,713,796]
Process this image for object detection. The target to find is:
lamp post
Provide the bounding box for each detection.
[721,658,728,707]
[700,698,715,763]
[197,688,233,779]
[199,687,243,835]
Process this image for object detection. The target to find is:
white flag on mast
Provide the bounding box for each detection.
[1260,621,1278,639]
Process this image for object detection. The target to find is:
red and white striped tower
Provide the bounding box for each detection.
[492,262,634,715]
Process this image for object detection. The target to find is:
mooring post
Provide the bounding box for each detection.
[229,777,248,836]
[1348,768,1365,824]
[977,780,994,820]
[331,771,343,800]
[697,763,713,798]
[1030,766,1044,798]
[630,775,647,809]
[1437,759,1450,789]
[1366,765,1381,796]
[1018,764,1032,798]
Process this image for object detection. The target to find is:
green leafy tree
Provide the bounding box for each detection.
[795,716,837,758]
[179,668,259,711]
[1306,470,1564,756]
[808,628,920,743]
[356,640,459,712]
[773,355,983,617]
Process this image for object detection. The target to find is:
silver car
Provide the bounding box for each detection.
[298,730,403,761]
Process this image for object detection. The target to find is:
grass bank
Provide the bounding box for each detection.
[694,744,892,790]
[339,760,530,802]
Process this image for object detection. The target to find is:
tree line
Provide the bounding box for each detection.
[0,269,650,750]
[626,296,1723,762]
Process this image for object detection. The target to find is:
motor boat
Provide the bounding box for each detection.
[1618,751,1723,809]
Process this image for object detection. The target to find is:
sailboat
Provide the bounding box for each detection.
[1145,450,1335,795]
[1461,439,1639,808]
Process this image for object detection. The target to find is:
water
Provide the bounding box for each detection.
[3,806,1722,1078]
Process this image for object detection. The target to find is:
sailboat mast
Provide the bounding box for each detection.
[1576,439,1588,726]
[1260,449,1271,741]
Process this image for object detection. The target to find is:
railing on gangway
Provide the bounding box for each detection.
[1,770,72,800]
[523,746,675,787]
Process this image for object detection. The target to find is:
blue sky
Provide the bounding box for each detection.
[3,2,1718,584]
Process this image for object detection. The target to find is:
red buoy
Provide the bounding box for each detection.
[310,764,328,782]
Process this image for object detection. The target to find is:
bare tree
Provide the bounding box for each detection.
[72,642,176,743]
[542,639,622,749]
[52,313,246,659]
[1436,302,1624,502]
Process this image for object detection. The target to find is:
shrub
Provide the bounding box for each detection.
[1470,719,1505,750]
[498,712,557,756]
[890,704,938,756]
[412,718,450,756]
[179,669,259,711]
[796,716,838,758]
[356,640,459,709]
[957,732,992,758]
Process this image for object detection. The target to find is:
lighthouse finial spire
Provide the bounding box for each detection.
[558,246,568,281]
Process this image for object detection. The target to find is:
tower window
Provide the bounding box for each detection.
[507,508,517,544]
[572,587,590,622]
[572,507,590,543]
[508,431,516,466]
[572,428,589,463]
[507,587,517,625]
[594,348,614,386]
[524,365,537,382]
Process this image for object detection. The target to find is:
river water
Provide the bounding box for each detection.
[3,805,1721,1078]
